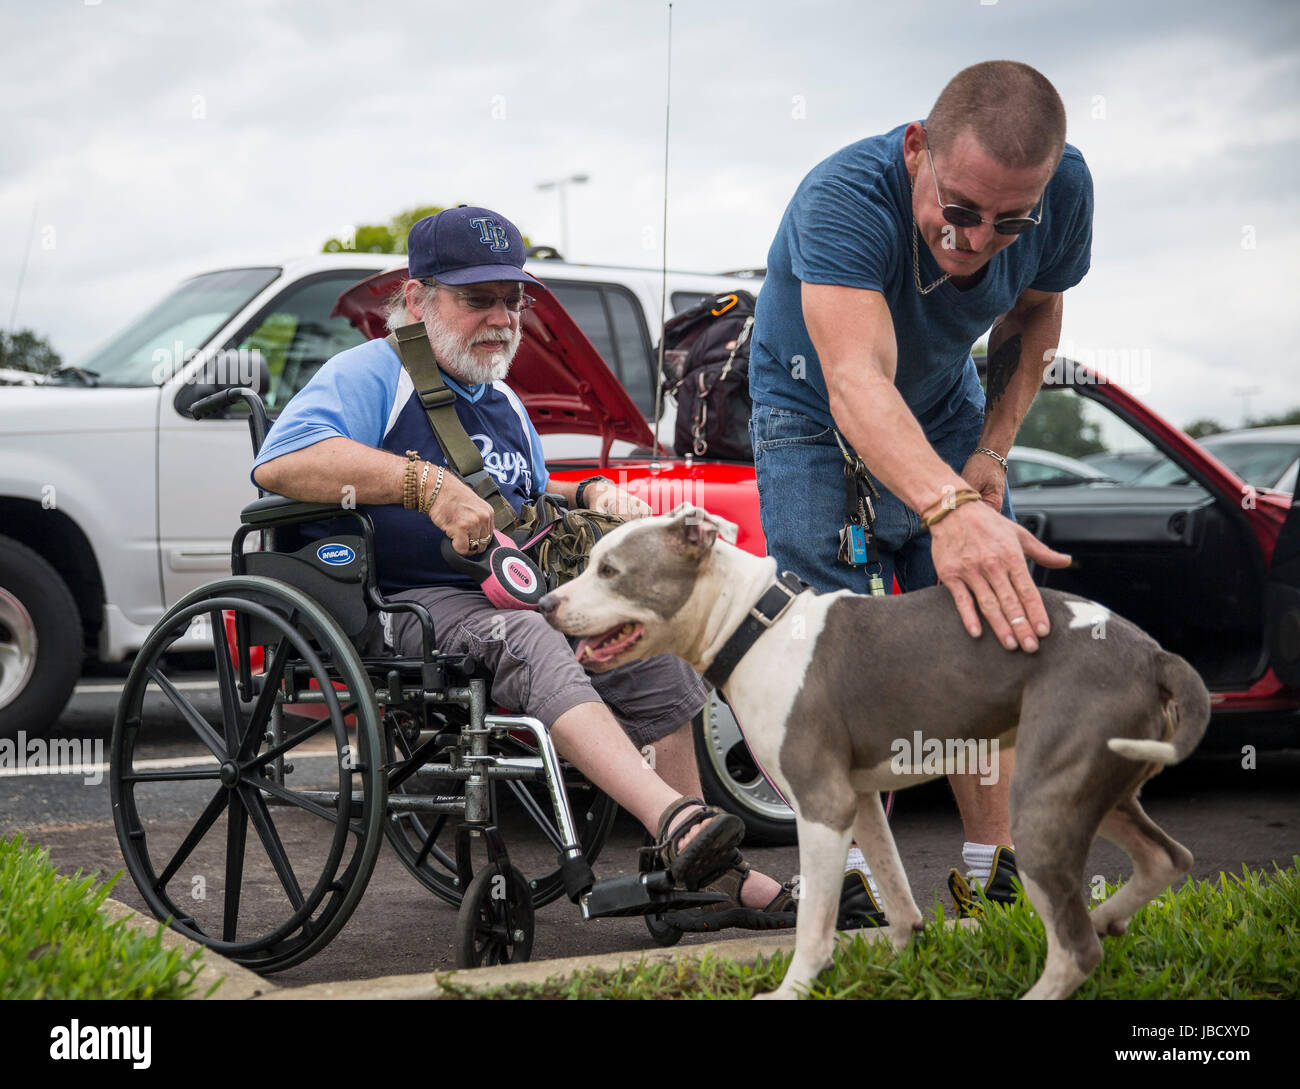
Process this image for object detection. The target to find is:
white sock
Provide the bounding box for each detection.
[962,842,998,887]
[844,846,879,897]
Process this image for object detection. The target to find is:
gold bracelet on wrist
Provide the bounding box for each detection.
[421,465,446,514]
[416,462,431,513]
[920,488,982,529]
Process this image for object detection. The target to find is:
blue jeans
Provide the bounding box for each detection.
[750,398,1014,595]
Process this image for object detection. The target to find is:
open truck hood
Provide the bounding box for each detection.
[332,268,654,460]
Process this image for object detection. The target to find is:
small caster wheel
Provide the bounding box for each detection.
[644,912,684,947]
[454,864,534,967]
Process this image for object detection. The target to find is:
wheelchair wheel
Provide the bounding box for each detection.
[383,724,617,910]
[454,863,534,967]
[110,576,385,974]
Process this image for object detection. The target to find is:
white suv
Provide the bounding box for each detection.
[0,253,760,738]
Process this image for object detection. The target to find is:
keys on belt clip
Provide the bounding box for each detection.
[834,432,886,595]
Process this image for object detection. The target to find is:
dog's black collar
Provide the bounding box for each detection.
[704,570,812,690]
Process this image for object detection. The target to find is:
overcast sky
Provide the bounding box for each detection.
[3,0,1297,428]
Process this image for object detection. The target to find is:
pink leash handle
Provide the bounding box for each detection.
[440,531,548,610]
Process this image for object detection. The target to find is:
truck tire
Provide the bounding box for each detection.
[0,536,83,741]
[694,690,796,846]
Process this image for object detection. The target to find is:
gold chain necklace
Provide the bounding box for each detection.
[912,218,949,295]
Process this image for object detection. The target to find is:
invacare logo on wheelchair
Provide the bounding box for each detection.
[317,543,356,566]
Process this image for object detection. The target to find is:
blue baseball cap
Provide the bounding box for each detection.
[407,205,541,287]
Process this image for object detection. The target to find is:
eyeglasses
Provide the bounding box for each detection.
[423,279,535,313]
[921,128,1043,236]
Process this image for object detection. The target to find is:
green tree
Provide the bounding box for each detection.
[322,204,446,254]
[1016,391,1107,458]
[1185,418,1227,439]
[322,204,532,255]
[0,329,61,376]
[1246,407,1300,428]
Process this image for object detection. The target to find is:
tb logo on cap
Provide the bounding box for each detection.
[469,216,510,252]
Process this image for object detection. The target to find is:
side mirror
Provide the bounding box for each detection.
[174,349,272,418]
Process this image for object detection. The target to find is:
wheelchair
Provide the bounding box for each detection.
[108,388,723,973]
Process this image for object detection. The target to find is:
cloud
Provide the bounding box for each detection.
[1,0,1296,430]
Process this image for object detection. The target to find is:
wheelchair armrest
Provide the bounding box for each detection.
[240,494,347,526]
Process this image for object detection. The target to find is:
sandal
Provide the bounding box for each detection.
[657,860,797,932]
[652,795,744,890]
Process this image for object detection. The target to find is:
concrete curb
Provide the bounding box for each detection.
[261,919,980,1000]
[102,898,276,1000]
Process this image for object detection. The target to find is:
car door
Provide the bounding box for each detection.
[156,268,383,607]
[1008,369,1276,694]
[1265,499,1300,686]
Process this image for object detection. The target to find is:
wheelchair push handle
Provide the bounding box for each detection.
[440,531,548,610]
[190,386,273,456]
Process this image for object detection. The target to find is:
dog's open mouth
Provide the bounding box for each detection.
[575,622,644,666]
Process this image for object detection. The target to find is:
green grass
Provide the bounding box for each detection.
[0,833,209,1000]
[444,858,1300,1000]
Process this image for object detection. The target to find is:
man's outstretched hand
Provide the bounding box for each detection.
[929,496,1071,652]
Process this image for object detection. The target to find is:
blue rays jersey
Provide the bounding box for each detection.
[751,123,1094,432]
[252,337,549,592]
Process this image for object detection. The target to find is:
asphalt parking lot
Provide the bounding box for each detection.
[3,665,1296,989]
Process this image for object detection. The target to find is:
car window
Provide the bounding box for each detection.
[543,281,655,416]
[1010,457,1085,488]
[604,289,653,414]
[79,268,280,387]
[671,291,711,313]
[1203,442,1300,491]
[226,272,374,413]
[1016,387,1181,483]
[1277,459,1299,495]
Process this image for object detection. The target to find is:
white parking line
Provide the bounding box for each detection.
[0,748,340,779]
[74,680,219,695]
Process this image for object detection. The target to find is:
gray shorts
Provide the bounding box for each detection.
[385,585,710,747]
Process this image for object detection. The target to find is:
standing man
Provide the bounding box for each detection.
[749,62,1092,920]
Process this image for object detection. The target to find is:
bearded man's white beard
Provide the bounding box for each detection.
[422,310,521,385]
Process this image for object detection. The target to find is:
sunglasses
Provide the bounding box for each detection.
[424,280,535,313]
[922,130,1044,236]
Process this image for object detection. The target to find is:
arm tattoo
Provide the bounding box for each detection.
[986,333,1022,410]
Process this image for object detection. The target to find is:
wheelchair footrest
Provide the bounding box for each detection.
[582,870,728,919]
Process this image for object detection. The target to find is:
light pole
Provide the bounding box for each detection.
[1232,385,1261,427]
[535,174,589,257]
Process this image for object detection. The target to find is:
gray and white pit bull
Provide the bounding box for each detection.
[539,504,1211,1000]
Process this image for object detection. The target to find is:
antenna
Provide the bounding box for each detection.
[8,202,39,334]
[650,2,673,463]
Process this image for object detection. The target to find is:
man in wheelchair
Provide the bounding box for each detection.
[251,206,794,929]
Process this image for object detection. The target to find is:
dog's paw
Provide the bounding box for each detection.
[1093,917,1128,938]
[754,987,798,1001]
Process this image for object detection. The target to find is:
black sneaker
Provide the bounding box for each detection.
[948,846,1019,919]
[838,870,888,929]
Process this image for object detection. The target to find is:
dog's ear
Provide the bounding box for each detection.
[669,504,720,558]
[711,515,739,545]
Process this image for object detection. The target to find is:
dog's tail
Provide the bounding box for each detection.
[1108,651,1211,766]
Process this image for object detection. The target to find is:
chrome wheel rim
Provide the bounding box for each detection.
[703,691,793,822]
[0,588,38,711]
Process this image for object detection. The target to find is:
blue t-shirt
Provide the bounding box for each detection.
[252,337,550,592]
[750,123,1094,431]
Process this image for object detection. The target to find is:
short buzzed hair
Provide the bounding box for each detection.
[925,61,1067,171]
